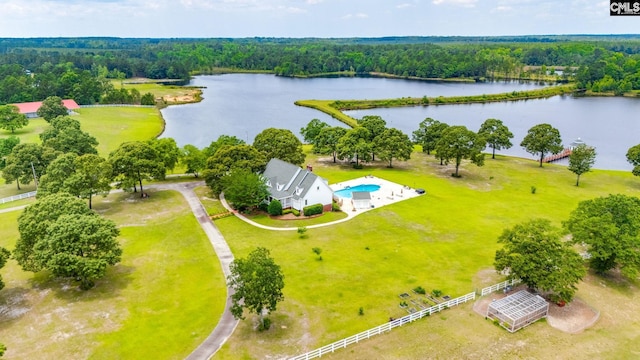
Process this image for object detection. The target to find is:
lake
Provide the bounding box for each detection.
[161,74,640,170]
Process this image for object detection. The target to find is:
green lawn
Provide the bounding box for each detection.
[0,105,164,197]
[0,189,226,359]
[74,107,164,155]
[214,150,640,359]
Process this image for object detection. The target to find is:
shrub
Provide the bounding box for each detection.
[298,226,308,239]
[358,307,364,316]
[258,202,269,212]
[259,317,272,331]
[431,289,443,297]
[413,286,426,295]
[268,199,283,216]
[303,203,323,216]
[332,202,341,212]
[282,209,292,215]
[531,186,537,194]
[291,208,300,216]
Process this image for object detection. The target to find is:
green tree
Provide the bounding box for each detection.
[520,123,563,167]
[564,194,640,278]
[477,118,513,159]
[36,96,69,122]
[625,144,640,177]
[314,126,347,163]
[0,105,28,133]
[33,213,121,289]
[39,153,112,209]
[180,144,206,178]
[109,141,165,197]
[140,92,156,105]
[358,115,387,161]
[15,193,94,272]
[39,116,98,156]
[373,127,413,167]
[336,127,372,167]
[253,128,305,166]
[222,169,270,212]
[202,144,267,195]
[148,138,180,172]
[412,118,449,155]
[495,219,585,302]
[435,125,485,177]
[0,136,20,169]
[0,246,10,291]
[228,247,285,331]
[300,119,329,147]
[568,144,596,186]
[2,143,59,190]
[203,135,245,158]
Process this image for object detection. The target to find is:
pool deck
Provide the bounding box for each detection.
[330,175,423,214]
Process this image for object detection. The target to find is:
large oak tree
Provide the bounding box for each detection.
[253,128,305,166]
[564,194,640,278]
[495,219,585,302]
[228,247,285,331]
[520,123,563,167]
[434,125,485,177]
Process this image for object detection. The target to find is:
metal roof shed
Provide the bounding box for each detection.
[486,290,549,332]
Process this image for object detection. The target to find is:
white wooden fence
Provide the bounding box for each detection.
[288,291,476,360]
[0,191,37,204]
[79,104,155,108]
[480,278,521,297]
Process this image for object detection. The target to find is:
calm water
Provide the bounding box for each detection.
[161,74,547,146]
[161,74,640,170]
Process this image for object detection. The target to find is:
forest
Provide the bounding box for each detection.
[0,35,640,105]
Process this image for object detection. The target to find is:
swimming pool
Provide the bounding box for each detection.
[333,184,381,198]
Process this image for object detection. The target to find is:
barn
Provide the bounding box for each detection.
[10,99,80,118]
[486,290,549,332]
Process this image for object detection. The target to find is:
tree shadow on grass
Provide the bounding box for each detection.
[25,264,136,303]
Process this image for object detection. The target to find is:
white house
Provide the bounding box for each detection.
[263,158,334,213]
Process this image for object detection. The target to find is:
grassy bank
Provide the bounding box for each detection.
[0,189,226,359]
[296,84,575,128]
[214,149,640,359]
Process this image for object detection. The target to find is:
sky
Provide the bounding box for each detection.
[0,0,637,38]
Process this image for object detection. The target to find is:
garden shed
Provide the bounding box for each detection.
[486,290,549,332]
[351,191,371,209]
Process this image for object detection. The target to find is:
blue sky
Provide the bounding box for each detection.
[0,0,636,38]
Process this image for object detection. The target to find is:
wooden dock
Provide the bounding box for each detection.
[543,148,572,163]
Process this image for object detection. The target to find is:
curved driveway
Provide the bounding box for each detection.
[147,182,238,360]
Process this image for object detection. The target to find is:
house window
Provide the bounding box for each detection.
[317,186,319,190]
[305,200,308,205]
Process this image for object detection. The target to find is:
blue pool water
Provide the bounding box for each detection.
[333,184,381,198]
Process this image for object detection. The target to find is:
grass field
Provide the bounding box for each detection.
[0,189,226,359]
[213,150,640,359]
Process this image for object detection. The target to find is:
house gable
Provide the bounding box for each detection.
[263,158,333,211]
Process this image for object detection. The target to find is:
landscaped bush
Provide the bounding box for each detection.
[332,202,341,212]
[303,203,323,216]
[268,199,283,216]
[258,201,269,212]
[283,209,292,215]
[413,286,426,295]
[291,208,300,216]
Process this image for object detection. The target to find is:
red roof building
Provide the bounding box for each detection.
[10,99,80,118]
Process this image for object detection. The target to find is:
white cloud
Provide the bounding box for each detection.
[341,12,369,20]
[432,0,477,7]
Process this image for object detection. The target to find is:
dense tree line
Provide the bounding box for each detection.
[1,36,640,106]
